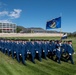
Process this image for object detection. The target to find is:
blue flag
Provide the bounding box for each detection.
[46,17,61,29]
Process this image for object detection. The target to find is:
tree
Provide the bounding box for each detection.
[16,26,22,33]
[0,29,2,33]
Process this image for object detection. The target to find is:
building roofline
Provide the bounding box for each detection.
[0,22,16,25]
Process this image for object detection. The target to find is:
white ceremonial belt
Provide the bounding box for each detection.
[43,50,45,52]
[5,48,7,50]
[48,50,50,52]
[20,54,22,56]
[53,49,56,51]
[69,53,72,55]
[9,49,11,51]
[36,51,38,53]
[14,51,16,53]
[27,52,31,54]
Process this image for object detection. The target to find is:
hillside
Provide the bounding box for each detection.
[17,26,64,33]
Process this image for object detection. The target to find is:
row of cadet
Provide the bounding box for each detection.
[0,39,75,65]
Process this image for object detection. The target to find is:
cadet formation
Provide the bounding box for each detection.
[0,38,75,65]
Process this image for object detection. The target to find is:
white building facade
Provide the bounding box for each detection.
[0,23,17,33]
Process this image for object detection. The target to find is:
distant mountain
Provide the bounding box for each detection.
[17,25,67,33]
[28,27,45,30]
[73,31,76,34]
[17,26,26,30]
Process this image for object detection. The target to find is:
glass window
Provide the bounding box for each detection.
[9,24,12,28]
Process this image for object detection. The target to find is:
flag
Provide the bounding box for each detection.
[46,17,61,29]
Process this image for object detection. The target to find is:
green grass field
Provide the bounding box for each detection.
[0,37,76,75]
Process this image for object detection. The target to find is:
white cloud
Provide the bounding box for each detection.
[0,9,22,19]
[0,9,22,23]
[9,9,22,18]
[0,11,8,16]
[0,20,12,23]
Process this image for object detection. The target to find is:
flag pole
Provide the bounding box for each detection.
[60,13,62,40]
[60,28,62,40]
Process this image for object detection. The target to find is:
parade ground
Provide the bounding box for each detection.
[0,37,76,75]
[0,0,76,75]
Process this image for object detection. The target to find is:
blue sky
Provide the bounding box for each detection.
[0,0,76,32]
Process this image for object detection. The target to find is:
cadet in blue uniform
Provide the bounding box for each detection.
[11,40,16,59]
[16,40,22,62]
[55,44,62,64]
[62,41,67,54]
[21,41,27,65]
[4,40,7,54]
[2,40,5,53]
[52,40,57,54]
[7,40,12,56]
[34,40,42,61]
[38,40,42,61]
[41,40,48,59]
[61,41,69,61]
[47,40,53,59]
[66,41,74,64]
[34,40,39,59]
[30,40,36,63]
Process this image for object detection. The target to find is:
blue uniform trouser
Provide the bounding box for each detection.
[35,51,42,61]
[22,55,25,64]
[44,52,46,59]
[32,57,35,63]
[12,50,16,59]
[55,56,61,64]
[12,50,14,59]
[0,47,1,51]
[31,53,35,63]
[4,49,7,54]
[38,53,42,61]
[17,53,20,62]
[8,49,11,56]
[69,55,74,64]
[42,50,47,59]
[22,53,26,65]
[2,49,5,53]
[58,57,61,63]
[36,53,42,61]
[1,48,4,53]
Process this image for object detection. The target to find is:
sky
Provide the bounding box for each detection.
[0,0,76,33]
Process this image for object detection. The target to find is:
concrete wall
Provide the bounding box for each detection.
[0,33,63,37]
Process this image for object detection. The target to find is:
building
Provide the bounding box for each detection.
[30,28,46,33]
[0,23,17,33]
[20,27,47,33]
